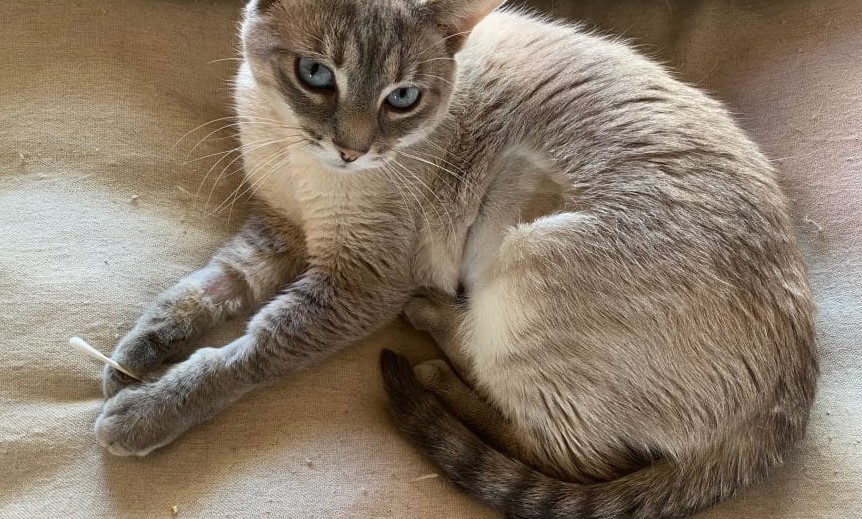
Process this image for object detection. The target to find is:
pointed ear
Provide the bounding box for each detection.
[424,0,504,53]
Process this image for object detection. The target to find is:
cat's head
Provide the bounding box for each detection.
[241,0,501,172]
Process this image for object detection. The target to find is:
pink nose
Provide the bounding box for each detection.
[335,145,366,163]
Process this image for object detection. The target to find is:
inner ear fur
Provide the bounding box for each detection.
[424,0,504,52]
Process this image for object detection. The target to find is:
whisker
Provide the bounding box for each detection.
[178,117,302,161]
[408,147,471,178]
[415,56,457,66]
[199,137,297,207]
[416,30,473,59]
[210,139,307,217]
[185,133,285,165]
[384,163,434,234]
[171,116,242,154]
[171,114,291,153]
[418,137,484,199]
[206,138,298,209]
[440,30,474,44]
[208,57,244,64]
[415,73,453,87]
[395,149,481,203]
[390,158,454,232]
[222,145,300,221]
[378,164,413,222]
[243,141,311,209]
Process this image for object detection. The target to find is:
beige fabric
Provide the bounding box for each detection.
[1,1,859,517]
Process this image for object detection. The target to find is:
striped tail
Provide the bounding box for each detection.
[380,348,782,519]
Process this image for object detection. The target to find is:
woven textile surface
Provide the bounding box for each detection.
[1,1,859,517]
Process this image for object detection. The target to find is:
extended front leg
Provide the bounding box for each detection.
[95,264,411,456]
[103,213,304,397]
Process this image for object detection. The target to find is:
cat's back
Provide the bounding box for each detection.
[454,8,815,385]
[457,8,795,254]
[459,9,679,111]
[459,8,768,180]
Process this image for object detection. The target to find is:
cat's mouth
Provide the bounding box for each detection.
[308,144,390,173]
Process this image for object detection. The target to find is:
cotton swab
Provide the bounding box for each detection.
[68,336,141,381]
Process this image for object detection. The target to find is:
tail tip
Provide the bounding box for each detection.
[379,347,401,369]
[379,348,414,392]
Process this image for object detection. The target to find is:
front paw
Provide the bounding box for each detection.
[102,328,179,398]
[96,347,229,456]
[102,362,171,399]
[102,365,139,399]
[94,384,187,457]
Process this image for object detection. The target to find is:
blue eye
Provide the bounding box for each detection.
[386,86,421,110]
[296,57,335,91]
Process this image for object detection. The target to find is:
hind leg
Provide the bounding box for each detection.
[403,290,475,385]
[404,292,527,458]
[412,358,526,459]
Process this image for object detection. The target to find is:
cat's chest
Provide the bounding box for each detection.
[413,227,465,294]
[248,149,351,226]
[248,150,413,262]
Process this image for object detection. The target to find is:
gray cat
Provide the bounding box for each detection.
[95,0,817,517]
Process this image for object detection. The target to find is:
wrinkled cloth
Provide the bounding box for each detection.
[1,1,859,517]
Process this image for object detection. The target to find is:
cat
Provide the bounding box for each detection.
[94,0,818,517]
